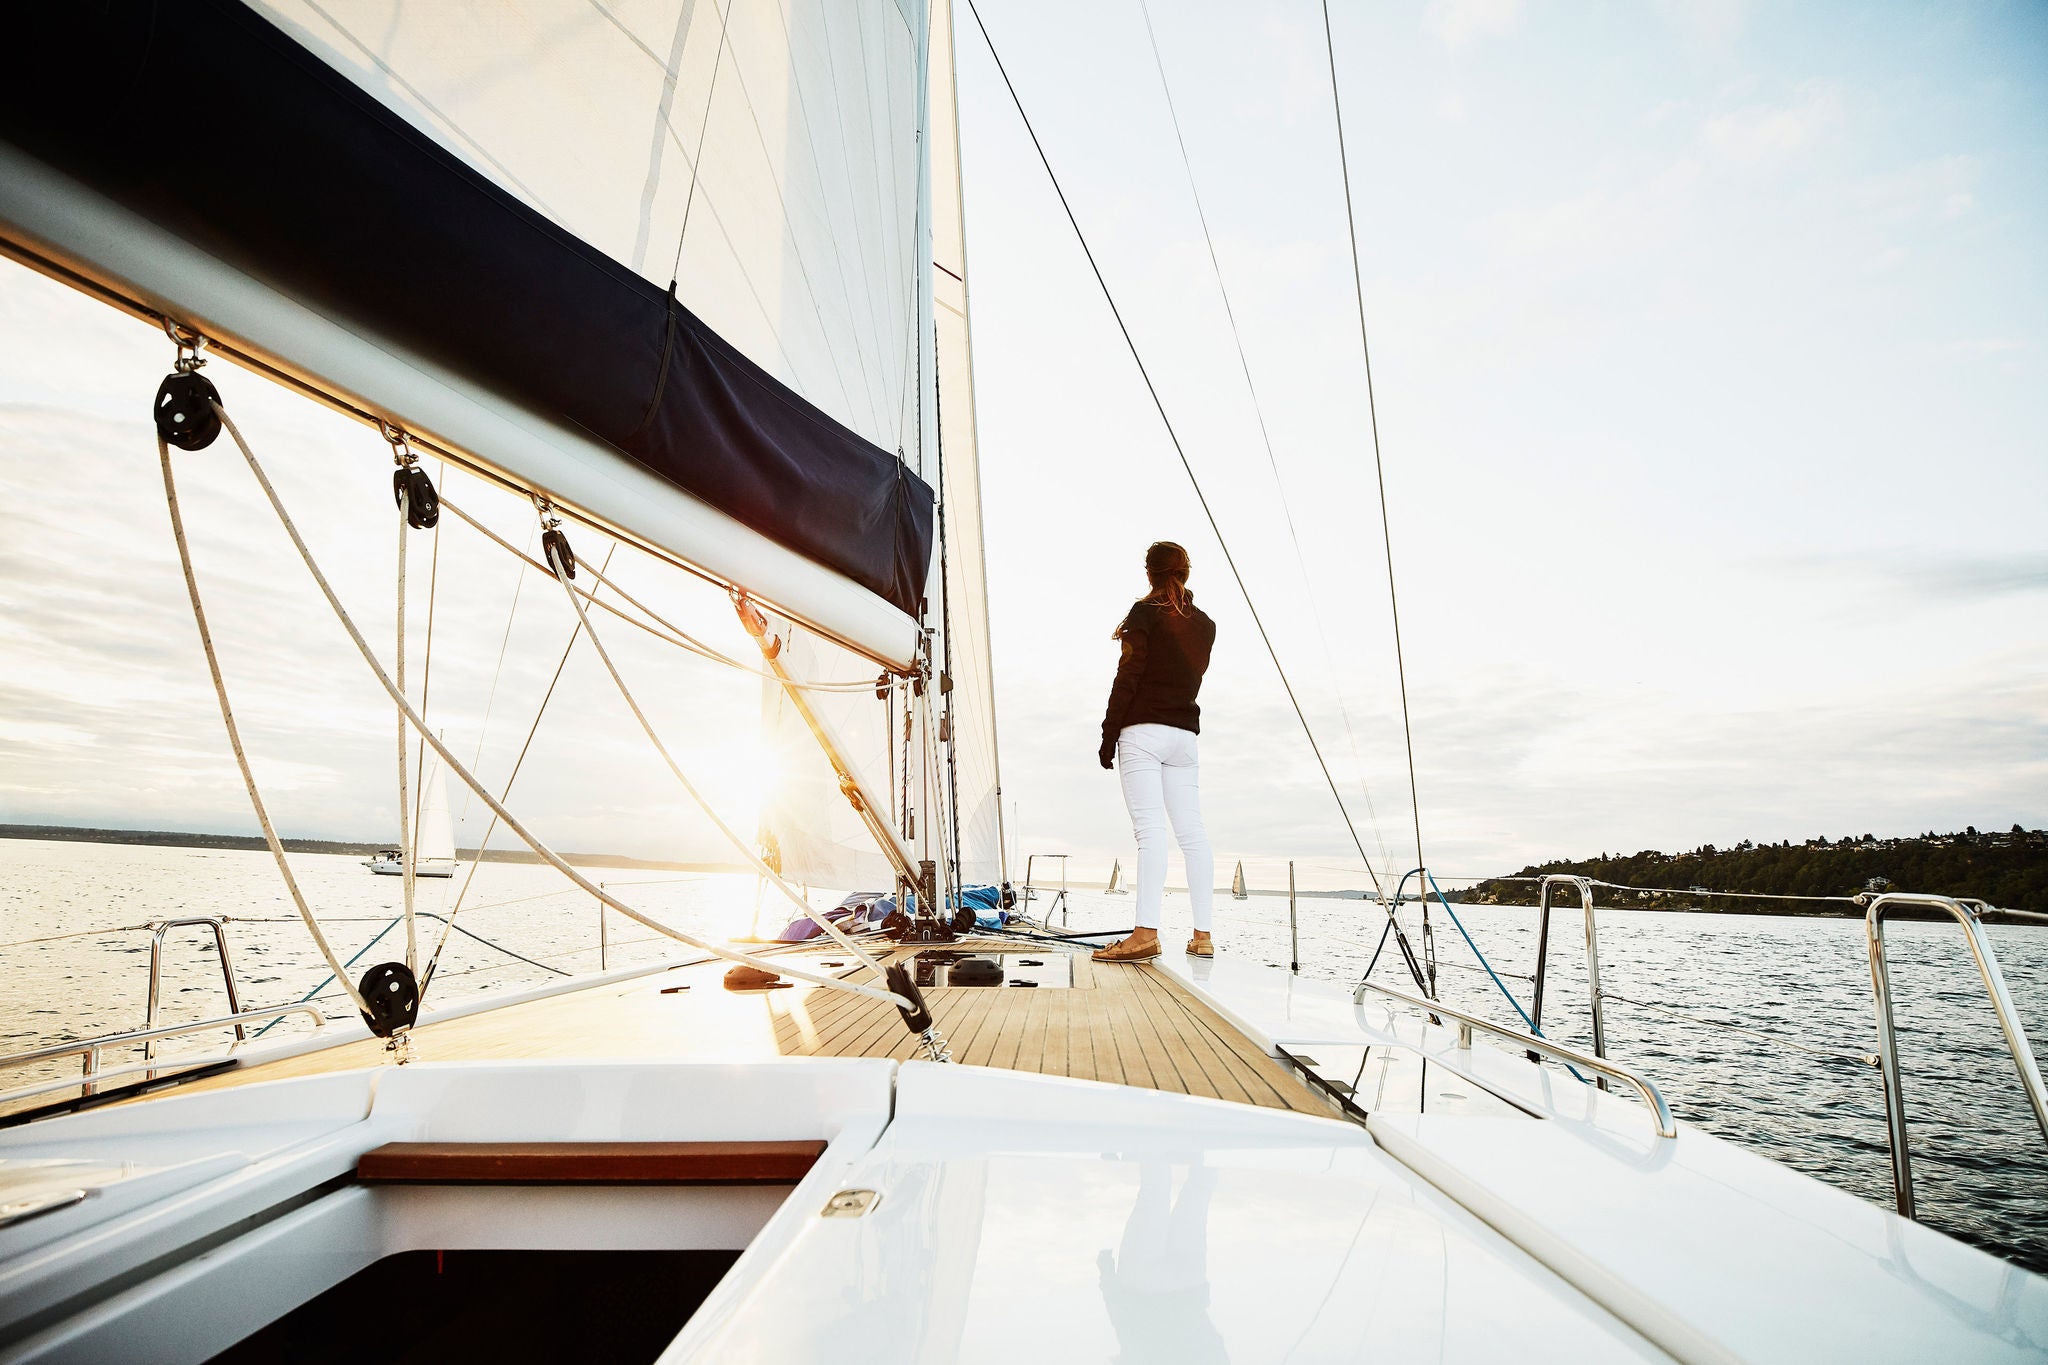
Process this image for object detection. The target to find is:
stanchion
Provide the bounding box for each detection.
[1288,861,1300,974]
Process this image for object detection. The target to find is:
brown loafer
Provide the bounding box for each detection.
[1186,937,1214,957]
[1092,936,1160,963]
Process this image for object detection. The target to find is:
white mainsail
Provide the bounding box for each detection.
[0,0,933,666]
[0,1,986,902]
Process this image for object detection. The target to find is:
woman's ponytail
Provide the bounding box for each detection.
[1144,541,1192,616]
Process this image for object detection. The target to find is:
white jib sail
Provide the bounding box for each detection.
[927,0,1007,889]
[759,622,906,894]
[753,0,1005,896]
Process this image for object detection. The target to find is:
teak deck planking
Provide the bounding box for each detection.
[147,939,1331,1116]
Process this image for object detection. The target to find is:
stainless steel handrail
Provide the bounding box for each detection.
[0,1005,329,1107]
[1022,852,1070,926]
[1865,893,2048,1219]
[1356,978,1677,1139]
[1530,875,1609,1086]
[144,917,245,1066]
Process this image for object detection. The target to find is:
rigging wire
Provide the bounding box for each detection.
[439,498,876,691]
[258,909,573,1039]
[422,543,616,987]
[669,0,738,285]
[539,524,900,980]
[960,0,1432,996]
[0,923,153,949]
[1320,0,1433,985]
[208,402,911,1009]
[460,522,536,826]
[1135,0,1399,886]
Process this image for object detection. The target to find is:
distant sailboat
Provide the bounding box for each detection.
[1105,859,1129,895]
[1231,861,1248,900]
[364,752,456,878]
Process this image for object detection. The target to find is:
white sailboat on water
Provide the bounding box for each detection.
[362,752,456,879]
[0,2,2043,1362]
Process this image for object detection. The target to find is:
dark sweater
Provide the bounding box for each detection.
[1101,597,1216,744]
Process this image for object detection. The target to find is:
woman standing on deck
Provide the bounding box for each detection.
[1094,542,1218,963]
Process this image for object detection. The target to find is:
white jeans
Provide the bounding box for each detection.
[1115,723,1214,932]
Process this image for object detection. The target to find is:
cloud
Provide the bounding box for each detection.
[1770,551,2048,604]
[1945,337,2028,358]
[1701,82,1844,166]
[1423,0,1522,49]
[1654,0,1751,50]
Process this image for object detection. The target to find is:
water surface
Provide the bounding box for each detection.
[4,840,2043,1274]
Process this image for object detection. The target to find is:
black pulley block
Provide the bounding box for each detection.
[357,961,420,1037]
[886,962,932,1033]
[153,372,222,450]
[391,465,440,529]
[542,526,576,579]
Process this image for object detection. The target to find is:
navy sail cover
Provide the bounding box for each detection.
[1,2,934,618]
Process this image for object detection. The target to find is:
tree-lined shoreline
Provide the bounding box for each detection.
[1455,827,2047,916]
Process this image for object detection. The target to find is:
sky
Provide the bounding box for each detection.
[0,0,2043,892]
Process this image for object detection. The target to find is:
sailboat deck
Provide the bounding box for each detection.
[151,939,1331,1115]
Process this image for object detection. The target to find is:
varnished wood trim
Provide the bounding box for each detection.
[356,1140,827,1185]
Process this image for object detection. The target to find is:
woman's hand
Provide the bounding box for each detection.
[1098,737,1116,770]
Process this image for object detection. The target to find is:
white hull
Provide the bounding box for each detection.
[362,856,456,879]
[1,944,2040,1364]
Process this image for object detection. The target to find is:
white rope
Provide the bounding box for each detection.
[540,530,897,981]
[422,544,614,987]
[395,481,419,972]
[157,434,370,1015]
[211,404,911,1010]
[439,498,875,691]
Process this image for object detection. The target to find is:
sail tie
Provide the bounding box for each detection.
[203,398,929,1017]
